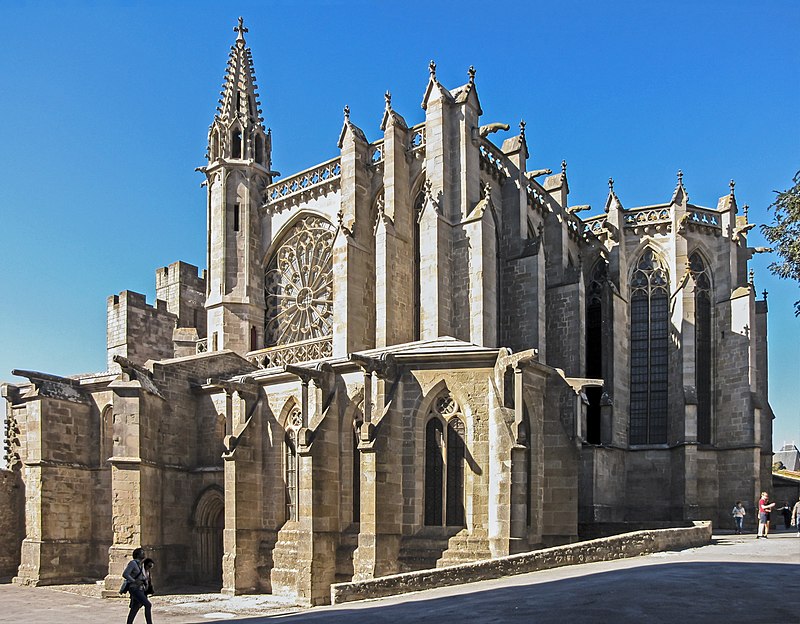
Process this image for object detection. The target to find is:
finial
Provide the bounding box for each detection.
[343,104,350,121]
[429,59,437,79]
[561,160,567,175]
[234,16,248,42]
[384,90,392,109]
[519,119,526,139]
[608,177,615,192]
[749,268,755,285]
[743,204,749,220]
[677,169,683,185]
[730,179,735,195]
[482,181,492,200]
[468,65,476,84]
[762,289,768,300]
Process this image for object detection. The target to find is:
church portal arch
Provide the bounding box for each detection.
[191,486,224,585]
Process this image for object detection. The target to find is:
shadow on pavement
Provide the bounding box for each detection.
[199,561,800,624]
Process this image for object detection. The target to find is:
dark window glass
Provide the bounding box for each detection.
[424,418,444,526]
[629,250,670,444]
[690,253,713,444]
[446,417,465,527]
[285,430,297,521]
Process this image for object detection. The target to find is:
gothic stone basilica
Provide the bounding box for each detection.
[0,20,773,605]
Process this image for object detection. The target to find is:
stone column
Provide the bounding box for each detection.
[333,115,375,356]
[376,102,413,348]
[352,364,402,579]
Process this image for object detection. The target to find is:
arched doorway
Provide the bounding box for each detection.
[192,487,224,586]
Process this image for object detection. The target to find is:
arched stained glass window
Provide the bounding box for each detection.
[690,252,713,444]
[585,260,607,444]
[629,249,670,445]
[424,394,467,527]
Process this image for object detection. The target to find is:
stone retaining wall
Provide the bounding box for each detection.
[330,521,712,604]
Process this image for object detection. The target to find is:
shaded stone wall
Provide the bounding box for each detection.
[107,290,177,370]
[0,469,23,578]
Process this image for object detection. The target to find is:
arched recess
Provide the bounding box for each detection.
[629,247,670,445]
[263,213,336,349]
[191,486,224,585]
[279,399,302,522]
[689,250,713,444]
[510,402,533,545]
[100,404,113,466]
[411,184,425,341]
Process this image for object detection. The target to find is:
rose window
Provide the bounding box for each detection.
[264,215,335,346]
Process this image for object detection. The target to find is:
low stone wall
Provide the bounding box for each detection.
[331,521,712,604]
[0,469,24,579]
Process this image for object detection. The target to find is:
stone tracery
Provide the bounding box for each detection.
[264,215,335,350]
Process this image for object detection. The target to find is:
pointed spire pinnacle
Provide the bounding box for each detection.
[234,16,248,43]
[468,65,476,84]
[429,59,437,79]
[384,91,392,110]
[208,19,269,166]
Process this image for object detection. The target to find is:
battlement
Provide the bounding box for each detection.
[155,261,207,336]
[107,290,177,371]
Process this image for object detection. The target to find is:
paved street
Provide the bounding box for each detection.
[1,531,798,623]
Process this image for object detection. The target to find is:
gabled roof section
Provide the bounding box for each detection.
[671,169,688,205]
[421,60,455,110]
[216,17,264,127]
[604,177,623,212]
[380,91,408,132]
[338,105,368,148]
[451,65,483,115]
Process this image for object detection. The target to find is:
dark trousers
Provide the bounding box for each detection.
[127,587,153,624]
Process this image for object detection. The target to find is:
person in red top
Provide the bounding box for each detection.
[757,491,776,538]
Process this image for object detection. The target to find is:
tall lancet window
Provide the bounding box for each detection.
[231,129,242,159]
[424,393,467,527]
[284,407,302,522]
[629,249,670,445]
[585,260,608,444]
[690,252,713,444]
[413,189,424,341]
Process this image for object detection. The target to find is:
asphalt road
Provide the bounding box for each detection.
[1,530,798,623]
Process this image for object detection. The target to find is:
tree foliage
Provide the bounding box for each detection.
[761,170,800,315]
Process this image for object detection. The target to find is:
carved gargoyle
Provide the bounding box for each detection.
[478,122,510,137]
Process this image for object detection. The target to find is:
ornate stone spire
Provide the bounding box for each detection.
[208,17,269,166]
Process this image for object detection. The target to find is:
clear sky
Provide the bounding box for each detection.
[0,1,797,448]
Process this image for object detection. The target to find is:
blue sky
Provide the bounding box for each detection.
[0,1,797,448]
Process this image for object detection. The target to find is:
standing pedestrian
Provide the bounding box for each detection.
[731,501,746,534]
[791,498,800,537]
[122,547,154,624]
[757,492,776,538]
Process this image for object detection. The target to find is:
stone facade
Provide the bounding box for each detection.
[1,20,772,606]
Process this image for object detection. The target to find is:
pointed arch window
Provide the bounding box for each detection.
[231,129,242,159]
[585,260,608,444]
[284,407,302,522]
[690,252,713,444]
[629,249,669,445]
[413,189,424,341]
[255,134,265,165]
[424,393,466,527]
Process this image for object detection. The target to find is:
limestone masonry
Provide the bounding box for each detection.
[1,18,772,605]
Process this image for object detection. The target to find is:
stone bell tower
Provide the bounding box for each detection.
[202,17,274,355]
